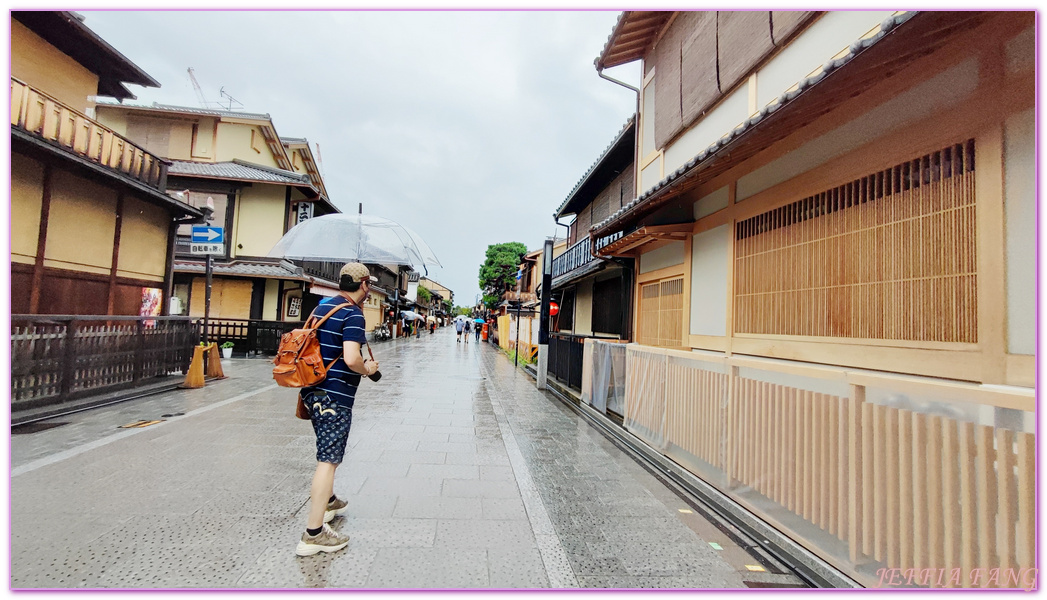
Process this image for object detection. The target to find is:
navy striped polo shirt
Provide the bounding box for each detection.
[303,295,368,408]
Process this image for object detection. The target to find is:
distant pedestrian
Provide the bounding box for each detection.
[415,319,421,338]
[463,320,471,343]
[295,262,380,557]
[455,318,464,342]
[429,320,435,334]
[474,321,481,342]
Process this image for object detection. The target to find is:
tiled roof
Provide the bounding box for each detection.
[168,160,312,186]
[590,11,917,236]
[151,103,271,120]
[174,259,306,279]
[95,100,271,121]
[556,115,636,218]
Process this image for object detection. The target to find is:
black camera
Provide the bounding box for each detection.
[367,370,382,382]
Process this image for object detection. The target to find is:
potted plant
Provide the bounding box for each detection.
[220,341,235,359]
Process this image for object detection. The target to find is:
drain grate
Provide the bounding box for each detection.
[118,419,165,429]
[160,413,184,418]
[12,422,69,434]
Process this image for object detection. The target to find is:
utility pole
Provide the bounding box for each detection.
[537,238,553,390]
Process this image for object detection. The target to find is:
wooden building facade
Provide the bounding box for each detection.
[10,11,203,316]
[94,103,340,323]
[584,11,1035,587]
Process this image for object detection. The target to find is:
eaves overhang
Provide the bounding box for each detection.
[12,11,160,100]
[590,11,983,241]
[556,115,636,219]
[595,11,675,71]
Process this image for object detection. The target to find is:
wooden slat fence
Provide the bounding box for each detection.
[11,315,196,411]
[200,319,301,355]
[621,344,1035,588]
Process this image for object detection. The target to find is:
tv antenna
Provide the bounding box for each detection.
[219,87,244,111]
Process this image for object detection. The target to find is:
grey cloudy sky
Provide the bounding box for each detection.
[79,9,641,306]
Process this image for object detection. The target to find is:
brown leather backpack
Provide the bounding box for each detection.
[272,302,351,388]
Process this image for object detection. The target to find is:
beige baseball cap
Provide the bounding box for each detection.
[339,262,377,284]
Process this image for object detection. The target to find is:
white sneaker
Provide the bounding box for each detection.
[324,497,349,523]
[295,523,349,556]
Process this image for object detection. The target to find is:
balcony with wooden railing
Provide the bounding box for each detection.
[551,231,624,283]
[11,77,170,191]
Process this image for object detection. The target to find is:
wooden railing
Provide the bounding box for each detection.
[11,315,197,412]
[616,344,1035,588]
[10,78,170,191]
[552,237,593,279]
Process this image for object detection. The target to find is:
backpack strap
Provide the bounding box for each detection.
[299,302,352,368]
[335,294,377,363]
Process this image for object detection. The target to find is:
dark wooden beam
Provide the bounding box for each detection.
[106,192,125,315]
[29,164,53,314]
[162,219,178,316]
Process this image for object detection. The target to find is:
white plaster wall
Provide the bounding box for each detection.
[663,85,749,178]
[756,11,896,108]
[737,57,980,201]
[694,186,730,221]
[690,225,730,336]
[639,241,685,274]
[1004,107,1035,355]
[640,161,662,196]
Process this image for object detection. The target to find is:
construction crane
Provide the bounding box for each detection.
[187,67,216,109]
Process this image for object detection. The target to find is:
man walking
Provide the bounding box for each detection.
[296,262,380,556]
[455,317,464,342]
[474,321,482,342]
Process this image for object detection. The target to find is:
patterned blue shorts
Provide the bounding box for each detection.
[306,390,353,464]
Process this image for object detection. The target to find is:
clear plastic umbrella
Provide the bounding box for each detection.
[267,213,442,268]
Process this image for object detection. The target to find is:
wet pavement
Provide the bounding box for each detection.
[10,328,807,589]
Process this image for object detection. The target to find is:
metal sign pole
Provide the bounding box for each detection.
[204,253,212,344]
[514,267,522,366]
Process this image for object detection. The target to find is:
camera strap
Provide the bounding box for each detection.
[339,292,376,362]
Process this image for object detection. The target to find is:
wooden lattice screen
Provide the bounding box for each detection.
[734,140,977,342]
[638,277,684,347]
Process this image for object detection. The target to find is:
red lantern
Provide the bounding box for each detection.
[549,301,559,316]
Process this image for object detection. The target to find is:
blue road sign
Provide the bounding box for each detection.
[191,226,224,244]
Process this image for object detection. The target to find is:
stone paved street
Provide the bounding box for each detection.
[11,328,807,589]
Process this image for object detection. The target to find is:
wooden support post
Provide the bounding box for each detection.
[29,164,53,314]
[107,192,125,315]
[59,319,78,400]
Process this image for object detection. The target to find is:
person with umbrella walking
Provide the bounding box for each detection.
[474,318,483,342]
[296,263,380,556]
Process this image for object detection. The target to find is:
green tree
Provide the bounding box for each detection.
[416,286,432,304]
[478,242,528,309]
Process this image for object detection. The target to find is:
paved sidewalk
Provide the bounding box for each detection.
[10,328,805,589]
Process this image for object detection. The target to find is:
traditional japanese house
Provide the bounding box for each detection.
[94,103,341,323]
[583,10,1034,587]
[549,116,636,393]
